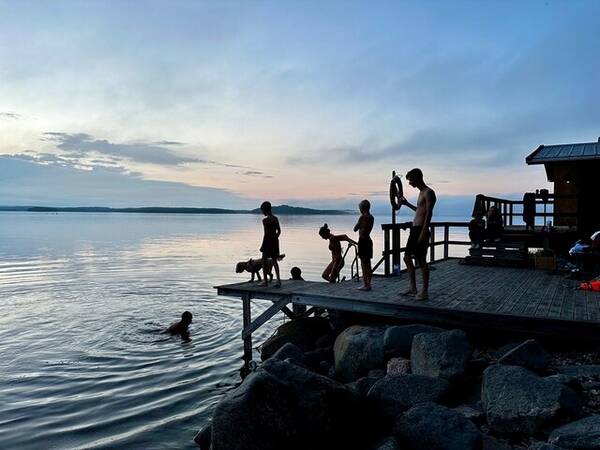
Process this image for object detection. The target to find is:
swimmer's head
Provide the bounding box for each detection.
[182,311,193,324]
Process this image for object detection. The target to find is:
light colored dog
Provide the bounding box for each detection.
[235,255,285,282]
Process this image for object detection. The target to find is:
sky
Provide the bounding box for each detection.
[1,0,599,211]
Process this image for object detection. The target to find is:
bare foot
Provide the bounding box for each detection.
[274,281,281,288]
[415,292,429,301]
[401,289,417,296]
[258,281,268,287]
[358,286,372,291]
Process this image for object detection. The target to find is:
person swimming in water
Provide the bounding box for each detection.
[166,311,193,338]
[319,223,357,283]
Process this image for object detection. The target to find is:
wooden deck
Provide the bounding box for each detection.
[216,258,600,364]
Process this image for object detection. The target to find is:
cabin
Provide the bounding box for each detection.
[526,138,600,234]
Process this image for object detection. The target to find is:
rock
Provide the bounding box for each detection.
[497,339,550,372]
[210,359,375,450]
[260,317,331,360]
[372,436,402,450]
[367,374,450,422]
[387,357,411,376]
[383,324,443,358]
[271,342,306,363]
[346,376,381,397]
[528,440,564,450]
[334,326,385,382]
[411,330,472,382]
[481,435,513,450]
[482,364,581,435]
[369,369,386,379]
[453,404,485,425]
[193,422,211,449]
[545,374,582,392]
[548,415,600,449]
[394,403,482,450]
[555,365,600,379]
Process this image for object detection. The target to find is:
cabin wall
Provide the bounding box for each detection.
[546,161,600,233]
[549,164,578,227]
[578,162,600,234]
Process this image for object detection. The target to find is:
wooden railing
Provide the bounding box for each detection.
[475,193,578,227]
[375,221,471,276]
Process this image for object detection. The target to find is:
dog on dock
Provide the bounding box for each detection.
[236,255,286,282]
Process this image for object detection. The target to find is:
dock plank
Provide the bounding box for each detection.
[216,259,600,340]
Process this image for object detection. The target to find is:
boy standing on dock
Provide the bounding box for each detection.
[401,168,436,300]
[354,199,374,291]
[259,201,282,287]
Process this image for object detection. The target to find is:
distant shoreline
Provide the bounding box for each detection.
[0,205,352,215]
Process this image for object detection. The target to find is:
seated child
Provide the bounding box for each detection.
[290,267,307,315]
[468,212,486,248]
[290,266,304,281]
[167,311,193,337]
[486,206,504,242]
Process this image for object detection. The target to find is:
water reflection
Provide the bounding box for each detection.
[0,212,467,449]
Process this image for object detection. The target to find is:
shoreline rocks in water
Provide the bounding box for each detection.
[195,318,600,450]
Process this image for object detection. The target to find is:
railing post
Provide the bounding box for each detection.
[392,226,401,274]
[429,225,435,262]
[241,292,253,370]
[509,203,513,226]
[384,227,390,276]
[443,225,449,259]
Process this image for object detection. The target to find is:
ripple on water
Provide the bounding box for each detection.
[0,213,399,449]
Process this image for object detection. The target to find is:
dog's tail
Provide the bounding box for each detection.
[277,254,286,261]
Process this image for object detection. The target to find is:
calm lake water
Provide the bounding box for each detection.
[0,212,468,449]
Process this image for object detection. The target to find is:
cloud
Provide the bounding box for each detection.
[41,132,266,176]
[0,112,21,120]
[43,132,204,166]
[0,155,255,208]
[240,170,273,178]
[3,151,136,175]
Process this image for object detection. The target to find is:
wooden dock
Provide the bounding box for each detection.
[216,258,600,365]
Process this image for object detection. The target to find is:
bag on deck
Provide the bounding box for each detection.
[579,280,600,292]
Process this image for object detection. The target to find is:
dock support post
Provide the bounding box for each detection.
[241,292,253,370]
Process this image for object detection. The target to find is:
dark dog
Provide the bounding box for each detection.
[236,255,286,282]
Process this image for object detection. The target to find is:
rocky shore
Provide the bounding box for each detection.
[194,316,600,450]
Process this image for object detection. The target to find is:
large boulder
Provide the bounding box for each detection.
[497,339,550,372]
[383,324,443,358]
[411,330,472,382]
[260,317,331,360]
[548,415,600,449]
[482,364,581,435]
[367,374,450,423]
[394,403,482,450]
[334,326,385,382]
[210,359,376,450]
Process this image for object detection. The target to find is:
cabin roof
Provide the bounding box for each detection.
[526,141,600,165]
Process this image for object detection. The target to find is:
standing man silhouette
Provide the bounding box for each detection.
[401,168,436,300]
